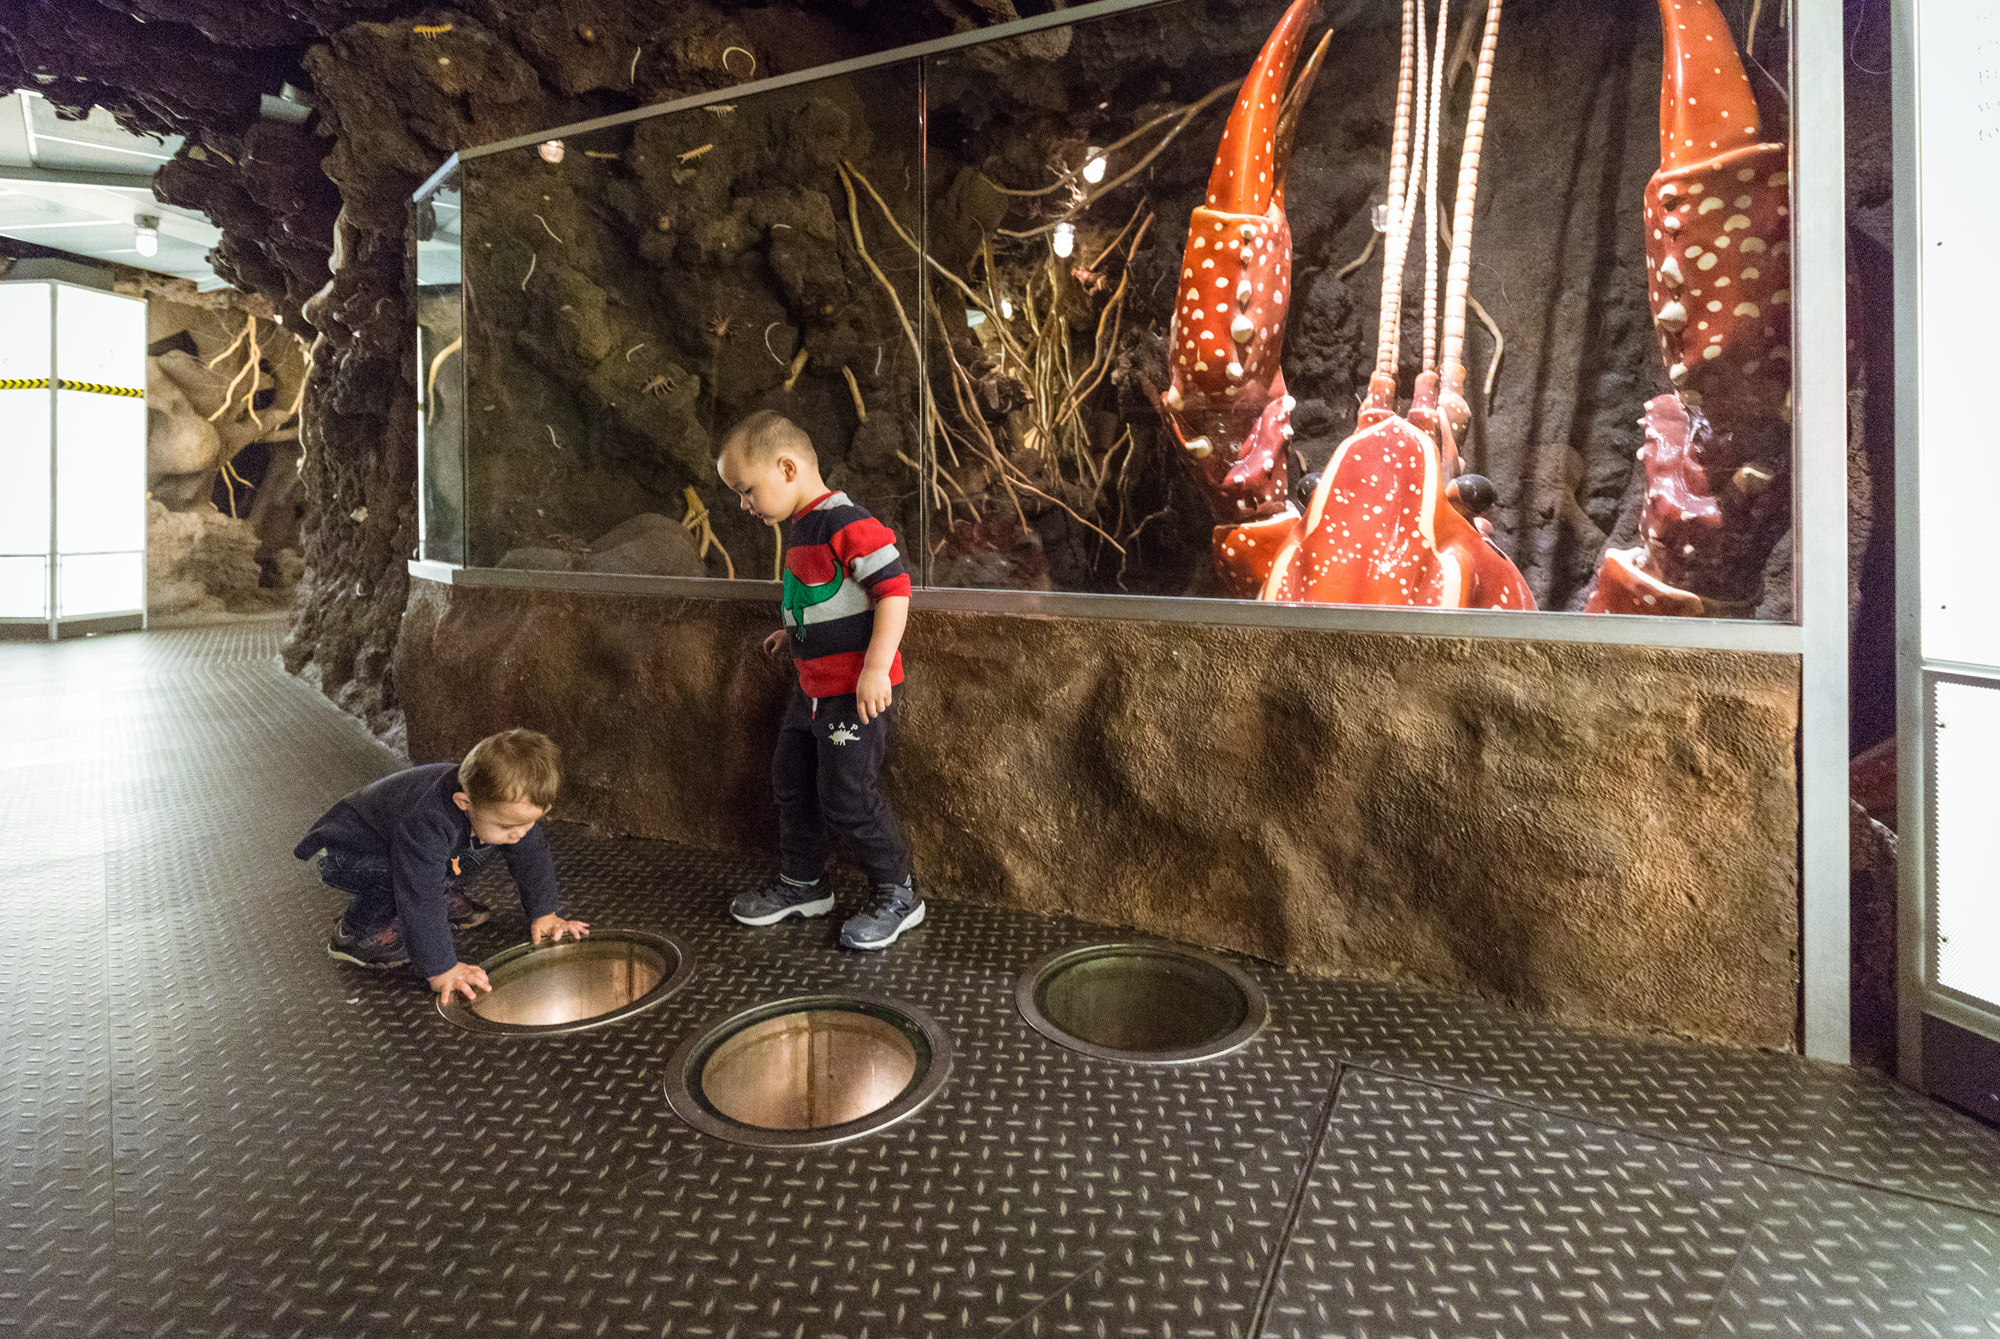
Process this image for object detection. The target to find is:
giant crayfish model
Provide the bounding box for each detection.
[1582,0,1792,618]
[1159,0,1534,609]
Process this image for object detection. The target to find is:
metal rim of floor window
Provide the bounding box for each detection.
[662,991,953,1149]
[1016,940,1269,1065]
[437,929,696,1035]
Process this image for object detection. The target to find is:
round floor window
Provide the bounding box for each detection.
[437,930,694,1035]
[1017,941,1268,1064]
[664,993,951,1147]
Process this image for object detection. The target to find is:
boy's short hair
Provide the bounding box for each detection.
[458,729,561,808]
[721,410,816,467]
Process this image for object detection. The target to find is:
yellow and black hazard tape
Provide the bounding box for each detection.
[0,377,50,390]
[57,379,144,398]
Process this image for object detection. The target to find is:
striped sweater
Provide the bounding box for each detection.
[781,490,912,697]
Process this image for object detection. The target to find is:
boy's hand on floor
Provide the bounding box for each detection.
[762,629,789,657]
[532,913,591,945]
[855,667,893,724]
[429,961,490,1004]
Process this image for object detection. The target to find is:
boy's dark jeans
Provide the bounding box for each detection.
[773,688,910,889]
[315,843,494,932]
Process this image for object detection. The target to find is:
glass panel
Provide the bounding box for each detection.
[918,0,1795,615]
[0,555,48,620]
[0,389,51,557]
[55,391,146,556]
[1934,679,2000,1008]
[1915,9,2000,664]
[54,285,145,390]
[457,60,925,580]
[56,551,143,617]
[0,284,54,562]
[414,166,466,564]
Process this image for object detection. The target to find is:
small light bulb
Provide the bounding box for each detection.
[538,139,565,163]
[1000,297,1014,320]
[133,215,159,257]
[1082,150,1106,184]
[1052,222,1075,259]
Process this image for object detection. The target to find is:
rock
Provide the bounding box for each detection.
[399,578,1802,1050]
[497,547,578,572]
[589,512,682,552]
[581,531,705,578]
[147,499,278,613]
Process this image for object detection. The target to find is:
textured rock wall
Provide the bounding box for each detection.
[398,577,1801,1048]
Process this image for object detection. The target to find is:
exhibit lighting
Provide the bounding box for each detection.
[133,215,159,257]
[0,279,148,637]
[1052,222,1076,258]
[1082,150,1106,184]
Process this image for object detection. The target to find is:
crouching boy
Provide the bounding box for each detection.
[295,729,590,1002]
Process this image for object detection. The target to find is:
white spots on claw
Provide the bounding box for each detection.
[1712,235,1731,249]
[1659,255,1683,287]
[1742,266,1760,280]
[1202,259,1216,270]
[1702,345,1723,360]
[1724,213,1751,232]
[1769,289,1790,306]
[1768,171,1789,188]
[1739,236,1767,254]
[1699,196,1725,215]
[1684,243,1705,258]
[1706,299,1723,312]
[1733,301,1760,318]
[1216,276,1231,290]
[1656,300,1687,331]
[1737,167,1757,182]
[1696,252,1719,271]
[1668,361,1689,385]
[1733,194,1752,208]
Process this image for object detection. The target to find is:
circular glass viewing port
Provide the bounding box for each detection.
[438,930,694,1035]
[663,993,952,1148]
[1017,941,1268,1064]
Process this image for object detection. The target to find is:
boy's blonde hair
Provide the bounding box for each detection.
[721,410,816,467]
[458,729,562,808]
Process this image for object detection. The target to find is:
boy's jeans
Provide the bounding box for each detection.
[772,688,910,889]
[315,843,494,932]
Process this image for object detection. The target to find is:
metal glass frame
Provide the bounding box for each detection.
[410,0,1852,1060]
[1893,0,2000,1080]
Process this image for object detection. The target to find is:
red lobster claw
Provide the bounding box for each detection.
[1585,0,1790,616]
[1160,0,1326,597]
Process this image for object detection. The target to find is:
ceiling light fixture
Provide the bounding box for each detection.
[1081,150,1106,184]
[1052,222,1076,259]
[133,215,159,257]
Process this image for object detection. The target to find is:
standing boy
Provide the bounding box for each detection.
[715,410,925,950]
[295,728,590,1002]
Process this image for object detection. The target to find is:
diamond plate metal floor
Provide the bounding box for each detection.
[1,618,1995,1338]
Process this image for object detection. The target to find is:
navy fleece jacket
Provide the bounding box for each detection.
[294,763,560,977]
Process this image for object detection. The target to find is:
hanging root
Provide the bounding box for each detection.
[842,365,868,423]
[1335,229,1379,280]
[425,333,463,425]
[521,251,537,290]
[679,486,738,579]
[1467,295,1504,404]
[783,348,808,391]
[722,46,756,79]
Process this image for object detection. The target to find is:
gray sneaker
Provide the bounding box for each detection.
[730,877,835,926]
[839,881,927,950]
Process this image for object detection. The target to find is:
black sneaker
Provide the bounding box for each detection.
[326,915,410,969]
[443,882,490,930]
[729,877,836,926]
[839,880,927,950]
